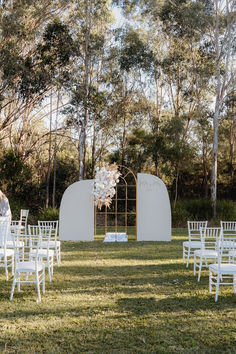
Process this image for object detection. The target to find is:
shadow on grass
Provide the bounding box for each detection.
[116,294,236,315]
[0,293,234,323]
[60,242,184,261]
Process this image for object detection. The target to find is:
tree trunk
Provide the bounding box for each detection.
[46,90,53,208]
[211,0,234,218]
[121,116,126,166]
[202,140,209,199]
[174,167,179,209]
[52,91,59,208]
[211,0,220,219]
[229,118,235,183]
[91,114,96,178]
[78,0,91,180]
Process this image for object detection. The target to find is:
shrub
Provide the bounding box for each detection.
[171,203,190,227]
[172,199,236,227]
[38,207,59,221]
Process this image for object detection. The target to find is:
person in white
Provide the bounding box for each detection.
[0,190,12,220]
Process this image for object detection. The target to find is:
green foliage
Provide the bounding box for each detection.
[119,29,154,72]
[38,207,59,221]
[0,150,33,200]
[172,199,236,227]
[20,19,75,98]
[171,202,190,227]
[159,0,209,39]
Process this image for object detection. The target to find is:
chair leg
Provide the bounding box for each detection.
[198,257,203,282]
[194,254,196,276]
[233,275,236,293]
[183,246,185,264]
[56,246,61,267]
[48,261,51,282]
[59,246,61,266]
[5,260,8,281]
[11,256,14,276]
[186,248,190,268]
[55,247,58,266]
[209,270,212,293]
[42,269,45,294]
[10,273,17,300]
[215,275,220,302]
[17,276,20,292]
[36,273,41,302]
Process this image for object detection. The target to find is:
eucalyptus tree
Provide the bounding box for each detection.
[208,0,235,218]
[0,1,72,136]
[63,0,113,180]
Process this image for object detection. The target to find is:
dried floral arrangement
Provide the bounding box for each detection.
[93,163,121,209]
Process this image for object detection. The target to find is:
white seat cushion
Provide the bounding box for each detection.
[183,241,201,248]
[0,248,14,257]
[222,241,236,248]
[41,241,60,249]
[194,249,218,257]
[6,241,24,248]
[209,263,236,274]
[15,261,44,272]
[31,249,54,258]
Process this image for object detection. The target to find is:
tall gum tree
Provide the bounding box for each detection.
[210,0,235,218]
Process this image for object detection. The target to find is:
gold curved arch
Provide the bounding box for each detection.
[94,165,137,241]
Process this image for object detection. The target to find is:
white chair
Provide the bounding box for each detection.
[0,217,14,281]
[194,227,221,281]
[29,225,54,282]
[7,221,25,259]
[20,209,29,234]
[220,221,236,232]
[38,221,60,266]
[209,230,236,301]
[183,221,208,267]
[220,221,236,262]
[10,228,45,302]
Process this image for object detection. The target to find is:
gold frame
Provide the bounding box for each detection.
[94,166,137,240]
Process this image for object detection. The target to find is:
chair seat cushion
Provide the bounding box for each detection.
[31,249,54,257]
[209,263,236,274]
[41,241,60,249]
[0,248,14,257]
[222,241,236,248]
[183,241,201,248]
[6,241,24,248]
[15,261,44,272]
[194,249,218,257]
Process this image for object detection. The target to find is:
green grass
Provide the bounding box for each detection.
[0,229,235,353]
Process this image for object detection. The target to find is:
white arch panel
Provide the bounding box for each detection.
[59,180,94,241]
[137,173,171,241]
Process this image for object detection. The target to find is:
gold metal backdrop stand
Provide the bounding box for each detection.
[94,166,137,241]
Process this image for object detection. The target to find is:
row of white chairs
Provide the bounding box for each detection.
[183,221,236,301]
[0,218,60,302]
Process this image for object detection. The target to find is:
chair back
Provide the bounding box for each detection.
[20,209,29,231]
[200,227,222,251]
[220,221,236,234]
[187,221,208,242]
[10,220,23,250]
[28,225,41,250]
[38,221,58,243]
[0,217,10,250]
[216,228,236,266]
[10,220,22,232]
[22,225,42,266]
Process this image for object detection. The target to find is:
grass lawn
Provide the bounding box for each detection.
[0,229,235,353]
